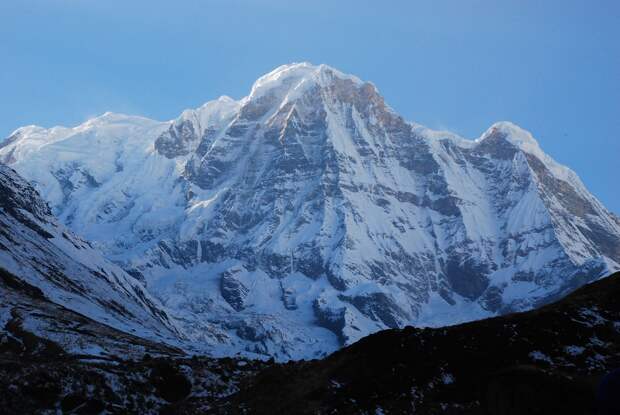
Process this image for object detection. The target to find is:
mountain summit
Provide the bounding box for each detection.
[2,63,619,359]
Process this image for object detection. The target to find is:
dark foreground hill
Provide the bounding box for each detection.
[214,271,620,414]
[1,271,619,414]
[0,267,267,414]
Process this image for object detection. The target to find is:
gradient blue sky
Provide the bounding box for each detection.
[1,0,618,212]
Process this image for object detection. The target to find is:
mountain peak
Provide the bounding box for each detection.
[2,65,619,359]
[248,62,365,101]
[476,121,583,185]
[480,121,540,151]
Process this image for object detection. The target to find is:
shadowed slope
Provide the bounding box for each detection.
[215,271,620,414]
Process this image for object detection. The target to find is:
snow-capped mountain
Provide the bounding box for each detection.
[0,164,180,352]
[2,63,619,359]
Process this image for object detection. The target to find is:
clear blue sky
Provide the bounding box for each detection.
[1,0,618,212]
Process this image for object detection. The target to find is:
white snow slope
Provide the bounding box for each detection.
[2,63,619,360]
[0,164,181,351]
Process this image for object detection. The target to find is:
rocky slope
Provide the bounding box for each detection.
[0,164,180,352]
[215,271,620,414]
[2,63,619,359]
[0,264,259,414]
[2,271,618,414]
[0,267,182,360]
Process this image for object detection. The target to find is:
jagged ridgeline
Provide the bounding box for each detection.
[2,63,619,359]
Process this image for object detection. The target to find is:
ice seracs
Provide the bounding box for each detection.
[1,62,619,360]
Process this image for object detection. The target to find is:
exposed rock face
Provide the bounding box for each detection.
[220,268,250,312]
[1,63,619,359]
